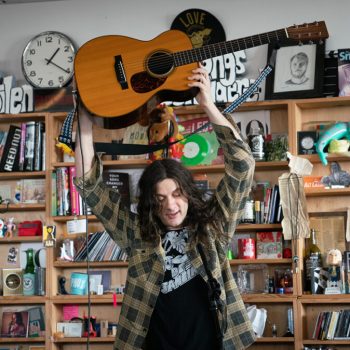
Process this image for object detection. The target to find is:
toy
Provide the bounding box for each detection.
[5,217,16,238]
[325,248,343,294]
[147,104,184,161]
[321,161,350,187]
[315,122,350,165]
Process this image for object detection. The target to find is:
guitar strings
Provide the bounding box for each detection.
[118,29,287,71]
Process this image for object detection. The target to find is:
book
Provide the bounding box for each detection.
[24,121,36,171]
[89,270,111,291]
[338,48,350,96]
[34,121,45,171]
[27,306,45,337]
[21,178,46,203]
[102,170,130,207]
[0,125,21,172]
[68,166,80,215]
[18,123,27,171]
[1,310,29,337]
[0,130,8,162]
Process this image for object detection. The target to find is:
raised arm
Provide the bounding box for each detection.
[74,100,96,178]
[188,65,242,141]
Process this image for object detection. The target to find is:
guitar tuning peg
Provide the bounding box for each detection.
[309,40,314,45]
[298,41,303,46]
[319,39,324,45]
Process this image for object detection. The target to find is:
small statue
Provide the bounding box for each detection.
[147,104,184,161]
[322,161,350,187]
[58,276,69,295]
[325,248,343,294]
[5,217,16,238]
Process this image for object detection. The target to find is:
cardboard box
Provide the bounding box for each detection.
[256,232,283,259]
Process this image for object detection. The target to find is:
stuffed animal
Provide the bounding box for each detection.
[147,104,184,161]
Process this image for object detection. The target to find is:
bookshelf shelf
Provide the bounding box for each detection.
[242,294,296,303]
[53,337,116,343]
[53,260,128,268]
[0,203,46,211]
[236,223,282,231]
[305,187,350,197]
[51,294,123,304]
[0,337,45,343]
[0,236,43,244]
[256,337,294,342]
[0,171,45,180]
[0,296,47,304]
[230,258,292,265]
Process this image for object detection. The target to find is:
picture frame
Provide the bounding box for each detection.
[265,41,325,100]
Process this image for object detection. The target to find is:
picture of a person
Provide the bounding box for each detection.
[7,312,26,337]
[285,52,309,85]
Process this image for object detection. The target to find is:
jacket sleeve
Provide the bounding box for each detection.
[212,115,255,239]
[73,153,139,253]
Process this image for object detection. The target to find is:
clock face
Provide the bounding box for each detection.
[301,136,315,150]
[22,31,76,88]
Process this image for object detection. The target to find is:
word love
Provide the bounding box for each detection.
[0,75,34,114]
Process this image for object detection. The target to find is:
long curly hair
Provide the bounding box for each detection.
[137,158,225,244]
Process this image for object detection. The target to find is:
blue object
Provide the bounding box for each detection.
[315,122,350,165]
[70,272,88,295]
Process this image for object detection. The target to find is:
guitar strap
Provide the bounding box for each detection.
[56,64,273,156]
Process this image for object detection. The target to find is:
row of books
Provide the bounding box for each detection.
[0,306,45,338]
[243,183,282,224]
[0,121,45,172]
[74,231,128,262]
[312,309,350,340]
[52,166,130,217]
[52,166,91,216]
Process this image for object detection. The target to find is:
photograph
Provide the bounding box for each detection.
[265,42,325,99]
[1,311,29,337]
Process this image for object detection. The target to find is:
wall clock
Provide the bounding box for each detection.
[22,31,76,89]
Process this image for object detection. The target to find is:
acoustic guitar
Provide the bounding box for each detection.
[74,21,328,118]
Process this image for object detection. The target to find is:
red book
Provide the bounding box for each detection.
[69,166,80,215]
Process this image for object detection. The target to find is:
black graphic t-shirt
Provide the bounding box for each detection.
[145,228,217,350]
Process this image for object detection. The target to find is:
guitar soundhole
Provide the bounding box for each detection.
[147,51,174,77]
[131,72,166,93]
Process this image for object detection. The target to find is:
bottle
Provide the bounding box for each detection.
[247,125,265,161]
[23,248,36,296]
[304,228,322,294]
[241,191,254,224]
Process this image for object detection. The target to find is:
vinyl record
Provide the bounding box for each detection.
[171,8,226,48]
[181,134,210,166]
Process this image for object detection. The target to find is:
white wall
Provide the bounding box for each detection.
[0,0,348,85]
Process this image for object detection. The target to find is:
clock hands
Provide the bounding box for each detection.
[46,48,60,65]
[45,58,70,74]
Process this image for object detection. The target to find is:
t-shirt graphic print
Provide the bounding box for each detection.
[161,228,197,294]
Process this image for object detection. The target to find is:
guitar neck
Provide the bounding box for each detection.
[174,28,288,66]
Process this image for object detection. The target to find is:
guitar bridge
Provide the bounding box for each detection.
[114,55,128,90]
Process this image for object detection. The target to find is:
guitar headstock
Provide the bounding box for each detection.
[287,21,329,42]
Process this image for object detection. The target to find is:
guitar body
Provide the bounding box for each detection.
[74,30,198,118]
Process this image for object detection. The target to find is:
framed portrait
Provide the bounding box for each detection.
[265,42,325,100]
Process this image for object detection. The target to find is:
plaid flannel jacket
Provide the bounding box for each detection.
[74,120,256,350]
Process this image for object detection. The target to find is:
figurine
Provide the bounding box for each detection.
[321,161,350,188]
[325,248,343,294]
[58,276,69,295]
[5,217,16,238]
[147,104,184,161]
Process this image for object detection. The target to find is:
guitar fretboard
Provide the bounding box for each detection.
[173,28,287,66]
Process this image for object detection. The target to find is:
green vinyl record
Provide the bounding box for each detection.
[181,134,210,166]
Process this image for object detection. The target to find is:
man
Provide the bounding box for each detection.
[285,52,309,85]
[74,65,256,349]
